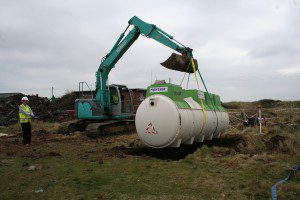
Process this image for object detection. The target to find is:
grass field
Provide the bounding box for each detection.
[0,108,299,199]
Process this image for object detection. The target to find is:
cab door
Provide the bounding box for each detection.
[119,88,133,114]
[109,85,121,116]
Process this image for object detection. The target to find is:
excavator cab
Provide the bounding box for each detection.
[109,85,134,118]
[60,84,135,136]
[75,84,134,120]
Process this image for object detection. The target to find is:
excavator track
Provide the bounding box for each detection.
[58,119,88,135]
[58,119,135,137]
[85,119,135,138]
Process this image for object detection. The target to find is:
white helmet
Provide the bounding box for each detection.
[21,97,29,101]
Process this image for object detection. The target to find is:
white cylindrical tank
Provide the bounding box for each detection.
[135,94,229,148]
[213,111,229,138]
[202,110,218,141]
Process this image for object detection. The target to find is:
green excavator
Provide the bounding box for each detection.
[59,16,197,135]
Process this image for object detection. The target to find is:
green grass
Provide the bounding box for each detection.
[1,112,299,200]
[0,137,299,200]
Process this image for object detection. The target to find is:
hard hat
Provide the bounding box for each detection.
[21,97,29,101]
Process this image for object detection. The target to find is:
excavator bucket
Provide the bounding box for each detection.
[161,53,198,73]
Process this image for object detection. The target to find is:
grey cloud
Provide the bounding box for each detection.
[0,0,299,101]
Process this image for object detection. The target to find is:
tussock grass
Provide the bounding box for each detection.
[223,100,300,109]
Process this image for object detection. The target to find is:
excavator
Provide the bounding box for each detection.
[59,16,197,135]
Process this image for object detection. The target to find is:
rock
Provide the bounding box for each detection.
[0,159,13,166]
[27,164,42,171]
[22,162,29,167]
[0,133,9,137]
[221,193,226,198]
[27,165,36,171]
[35,188,44,193]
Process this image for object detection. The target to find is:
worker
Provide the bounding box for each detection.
[112,93,119,105]
[19,97,35,146]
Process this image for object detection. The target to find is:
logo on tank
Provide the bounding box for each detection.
[145,122,158,134]
[149,87,168,93]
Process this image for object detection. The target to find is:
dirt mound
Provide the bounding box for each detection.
[56,91,78,110]
[0,93,70,126]
[255,99,281,108]
[216,131,297,155]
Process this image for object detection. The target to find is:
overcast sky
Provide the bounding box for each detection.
[0,0,299,101]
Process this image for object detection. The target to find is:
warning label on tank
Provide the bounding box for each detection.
[149,87,168,93]
[145,122,158,134]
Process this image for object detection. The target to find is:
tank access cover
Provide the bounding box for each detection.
[160,53,198,73]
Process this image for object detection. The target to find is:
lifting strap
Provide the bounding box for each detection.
[191,58,206,134]
[180,71,187,86]
[179,62,191,86]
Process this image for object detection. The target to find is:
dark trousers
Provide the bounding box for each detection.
[21,122,31,145]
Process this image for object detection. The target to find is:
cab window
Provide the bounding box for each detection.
[110,87,119,105]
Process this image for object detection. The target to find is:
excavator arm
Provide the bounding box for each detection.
[129,16,192,55]
[96,16,196,115]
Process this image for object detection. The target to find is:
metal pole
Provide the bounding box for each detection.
[258,105,262,134]
[78,82,80,98]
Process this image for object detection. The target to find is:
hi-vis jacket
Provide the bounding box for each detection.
[19,104,34,123]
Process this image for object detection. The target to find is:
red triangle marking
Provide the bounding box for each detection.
[145,122,159,134]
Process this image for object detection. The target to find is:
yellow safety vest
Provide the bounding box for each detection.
[112,94,119,104]
[19,104,32,123]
